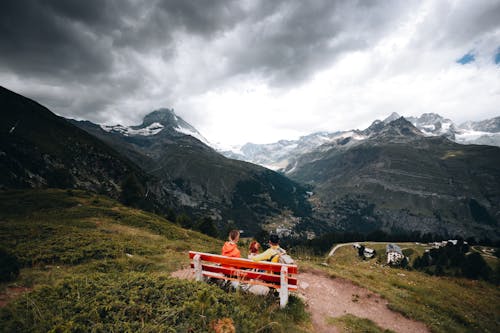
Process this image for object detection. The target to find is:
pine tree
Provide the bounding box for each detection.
[120,173,145,208]
[196,217,218,238]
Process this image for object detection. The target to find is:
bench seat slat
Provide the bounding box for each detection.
[190,263,297,286]
[189,251,298,274]
[201,271,298,291]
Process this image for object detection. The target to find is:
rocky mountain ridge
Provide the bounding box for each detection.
[220,112,500,171]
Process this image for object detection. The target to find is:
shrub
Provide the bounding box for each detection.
[0,273,265,332]
[461,252,491,280]
[0,248,20,282]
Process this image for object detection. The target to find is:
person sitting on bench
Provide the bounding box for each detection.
[222,230,241,258]
[251,234,286,263]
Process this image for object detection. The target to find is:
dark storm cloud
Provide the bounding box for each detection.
[0,0,408,85]
[0,0,243,78]
[225,1,414,85]
[0,0,249,118]
[0,0,111,78]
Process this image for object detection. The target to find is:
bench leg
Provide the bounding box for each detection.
[280,266,289,308]
[193,254,203,282]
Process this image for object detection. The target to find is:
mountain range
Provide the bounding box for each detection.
[220,112,500,171]
[1,85,499,240]
[285,117,500,240]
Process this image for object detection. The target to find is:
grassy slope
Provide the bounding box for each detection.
[0,189,310,333]
[298,242,499,333]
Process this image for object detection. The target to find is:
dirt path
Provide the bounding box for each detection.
[298,270,429,333]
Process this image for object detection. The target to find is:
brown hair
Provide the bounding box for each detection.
[249,241,260,254]
[229,230,240,242]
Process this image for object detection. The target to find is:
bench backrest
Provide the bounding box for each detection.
[189,251,298,290]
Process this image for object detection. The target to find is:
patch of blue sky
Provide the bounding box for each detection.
[456,52,475,65]
[495,48,500,64]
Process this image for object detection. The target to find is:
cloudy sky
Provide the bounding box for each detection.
[1,0,499,146]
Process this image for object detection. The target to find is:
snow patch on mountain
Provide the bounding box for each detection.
[174,124,210,145]
[101,122,164,136]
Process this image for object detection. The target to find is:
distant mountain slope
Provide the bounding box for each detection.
[459,116,500,132]
[0,86,148,199]
[287,118,500,240]
[219,131,359,171]
[71,110,311,234]
[220,112,500,170]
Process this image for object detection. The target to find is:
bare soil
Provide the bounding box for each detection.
[298,270,430,333]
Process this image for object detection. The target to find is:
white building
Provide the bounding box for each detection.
[386,243,404,265]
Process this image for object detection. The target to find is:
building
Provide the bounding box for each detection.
[363,247,376,259]
[386,243,404,265]
[353,243,376,259]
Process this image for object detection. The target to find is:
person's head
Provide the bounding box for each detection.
[269,234,279,246]
[229,230,240,242]
[249,240,260,254]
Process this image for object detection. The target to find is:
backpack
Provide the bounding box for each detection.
[278,254,294,265]
[268,247,294,265]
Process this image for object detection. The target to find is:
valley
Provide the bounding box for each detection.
[2,86,499,242]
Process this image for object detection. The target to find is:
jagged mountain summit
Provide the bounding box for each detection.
[406,113,457,138]
[100,108,210,145]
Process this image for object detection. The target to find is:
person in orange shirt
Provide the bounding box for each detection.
[222,229,241,258]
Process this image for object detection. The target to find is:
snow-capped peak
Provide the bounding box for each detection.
[99,108,211,145]
[405,113,455,137]
[383,112,401,123]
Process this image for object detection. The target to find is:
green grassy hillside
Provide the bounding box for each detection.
[0,189,309,332]
[301,242,500,333]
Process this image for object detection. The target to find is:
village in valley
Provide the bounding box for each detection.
[350,239,471,267]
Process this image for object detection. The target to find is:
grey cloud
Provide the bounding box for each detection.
[221,0,416,85]
[157,0,244,36]
[412,1,500,49]
[0,1,122,79]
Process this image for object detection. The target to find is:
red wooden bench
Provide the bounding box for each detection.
[189,251,298,308]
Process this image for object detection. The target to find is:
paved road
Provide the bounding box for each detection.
[328,242,358,257]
